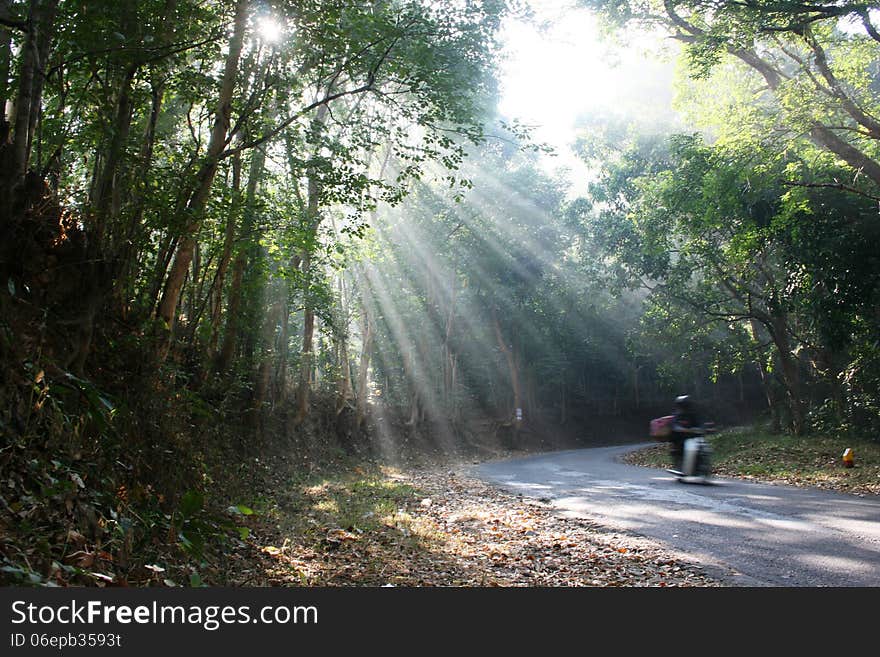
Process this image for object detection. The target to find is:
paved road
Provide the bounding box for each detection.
[474,444,880,586]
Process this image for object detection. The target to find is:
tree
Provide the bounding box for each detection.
[582,0,880,190]
[577,127,880,433]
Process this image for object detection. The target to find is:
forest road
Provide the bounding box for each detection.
[473,444,880,586]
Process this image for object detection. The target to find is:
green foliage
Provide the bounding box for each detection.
[0,0,519,586]
[4,0,879,589]
[576,113,880,433]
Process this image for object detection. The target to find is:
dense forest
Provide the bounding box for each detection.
[1,0,878,585]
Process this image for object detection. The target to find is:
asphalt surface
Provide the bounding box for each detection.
[473,444,880,587]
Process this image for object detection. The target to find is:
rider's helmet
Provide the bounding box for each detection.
[674,395,692,411]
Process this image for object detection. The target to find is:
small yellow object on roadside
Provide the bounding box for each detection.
[842,448,854,468]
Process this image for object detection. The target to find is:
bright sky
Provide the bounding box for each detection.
[497,1,681,190]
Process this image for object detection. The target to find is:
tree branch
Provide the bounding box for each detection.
[799,26,880,139]
[0,16,27,32]
[221,27,403,161]
[859,9,880,43]
[780,179,880,203]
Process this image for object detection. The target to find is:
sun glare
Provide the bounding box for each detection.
[497,1,678,189]
[257,15,284,44]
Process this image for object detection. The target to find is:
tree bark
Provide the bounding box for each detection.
[209,149,242,361]
[293,102,330,425]
[114,0,177,313]
[748,318,776,416]
[216,253,244,374]
[633,363,640,409]
[334,274,354,415]
[251,294,282,432]
[0,0,13,124]
[442,275,457,416]
[766,314,806,435]
[216,144,265,374]
[9,0,58,179]
[492,306,522,425]
[294,266,316,425]
[89,0,139,244]
[402,347,422,426]
[559,378,566,425]
[275,294,290,401]
[355,275,374,430]
[1,0,59,224]
[807,123,880,188]
[156,0,248,351]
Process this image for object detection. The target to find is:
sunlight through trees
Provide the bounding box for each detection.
[1,0,878,586]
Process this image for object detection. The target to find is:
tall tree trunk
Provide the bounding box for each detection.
[748,319,779,428]
[94,65,136,226]
[766,314,805,435]
[355,283,373,430]
[351,150,391,430]
[156,0,248,352]
[275,295,290,401]
[293,102,330,426]
[442,276,457,414]
[526,367,536,423]
[90,0,139,246]
[335,334,354,415]
[492,306,521,423]
[187,242,201,331]
[402,347,422,426]
[0,0,13,126]
[560,377,567,425]
[9,0,58,179]
[334,274,354,415]
[810,347,845,424]
[116,0,177,313]
[633,363,640,409]
[2,0,59,224]
[114,80,166,316]
[23,0,56,172]
[251,294,282,432]
[216,144,266,374]
[148,233,176,315]
[208,149,242,361]
[294,250,316,425]
[752,313,806,435]
[216,255,244,374]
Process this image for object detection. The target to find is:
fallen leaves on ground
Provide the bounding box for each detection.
[231,465,722,587]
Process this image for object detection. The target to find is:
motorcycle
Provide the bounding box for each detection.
[667,433,713,484]
[650,417,715,484]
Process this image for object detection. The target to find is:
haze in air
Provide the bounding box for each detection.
[1,0,878,592]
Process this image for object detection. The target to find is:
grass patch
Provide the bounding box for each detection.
[625,428,880,496]
[265,462,425,541]
[294,468,419,531]
[239,460,449,585]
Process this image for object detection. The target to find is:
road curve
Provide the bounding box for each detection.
[473,444,880,587]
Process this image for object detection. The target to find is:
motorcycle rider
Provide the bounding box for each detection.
[670,395,703,474]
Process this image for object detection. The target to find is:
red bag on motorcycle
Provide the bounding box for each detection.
[650,415,674,440]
